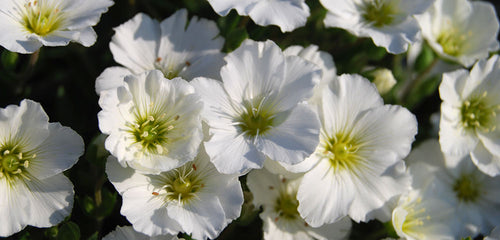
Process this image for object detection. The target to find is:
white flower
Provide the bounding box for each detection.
[191,39,321,174]
[439,55,500,176]
[407,140,500,238]
[0,99,84,237]
[106,145,243,239]
[95,9,225,94]
[0,0,113,54]
[206,0,310,32]
[296,74,417,226]
[320,0,433,54]
[247,168,351,240]
[415,0,500,67]
[98,70,203,174]
[103,226,181,240]
[392,189,454,240]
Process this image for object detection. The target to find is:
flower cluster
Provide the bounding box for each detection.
[0,0,499,239]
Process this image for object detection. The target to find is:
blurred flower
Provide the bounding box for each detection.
[407,140,500,238]
[106,145,243,239]
[98,70,203,174]
[191,39,321,174]
[206,0,309,32]
[297,74,417,226]
[0,99,84,237]
[247,168,351,240]
[95,10,225,94]
[0,0,113,54]
[103,226,182,240]
[320,0,433,54]
[372,68,396,95]
[415,0,499,67]
[439,55,500,176]
[392,189,454,240]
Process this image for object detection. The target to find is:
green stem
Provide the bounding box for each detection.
[399,57,439,103]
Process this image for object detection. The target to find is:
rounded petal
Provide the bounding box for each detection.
[0,99,50,152]
[297,159,355,227]
[248,0,309,32]
[110,13,160,73]
[27,123,84,180]
[256,104,320,165]
[95,67,132,95]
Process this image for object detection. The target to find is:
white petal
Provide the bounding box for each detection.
[0,178,31,237]
[274,55,320,111]
[0,99,50,152]
[439,69,469,105]
[297,160,355,227]
[205,131,264,174]
[63,0,113,30]
[247,168,282,207]
[321,74,383,133]
[471,142,500,177]
[221,39,286,103]
[248,0,310,32]
[206,0,257,16]
[256,104,320,165]
[350,105,418,162]
[167,196,225,240]
[106,157,181,236]
[95,67,132,95]
[439,103,478,156]
[348,160,410,222]
[110,13,160,73]
[28,123,84,180]
[23,174,74,228]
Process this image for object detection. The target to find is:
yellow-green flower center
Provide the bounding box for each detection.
[323,133,361,171]
[128,114,179,155]
[153,163,204,204]
[453,174,480,202]
[274,192,300,220]
[0,147,34,181]
[362,0,397,27]
[22,1,65,36]
[236,98,276,137]
[436,28,470,57]
[460,92,498,132]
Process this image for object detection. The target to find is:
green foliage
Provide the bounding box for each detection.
[56,222,80,240]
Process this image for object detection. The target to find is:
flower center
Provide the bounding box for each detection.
[453,174,480,203]
[362,0,396,27]
[436,28,469,57]
[22,0,65,36]
[128,114,179,155]
[237,98,275,137]
[154,163,204,204]
[153,58,191,79]
[323,133,361,171]
[460,92,498,132]
[0,148,34,180]
[274,193,300,220]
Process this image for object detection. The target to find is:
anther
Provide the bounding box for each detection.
[23,161,29,168]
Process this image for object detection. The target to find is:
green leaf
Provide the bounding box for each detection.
[414,43,436,72]
[87,232,99,240]
[223,27,248,53]
[57,222,80,240]
[1,50,19,71]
